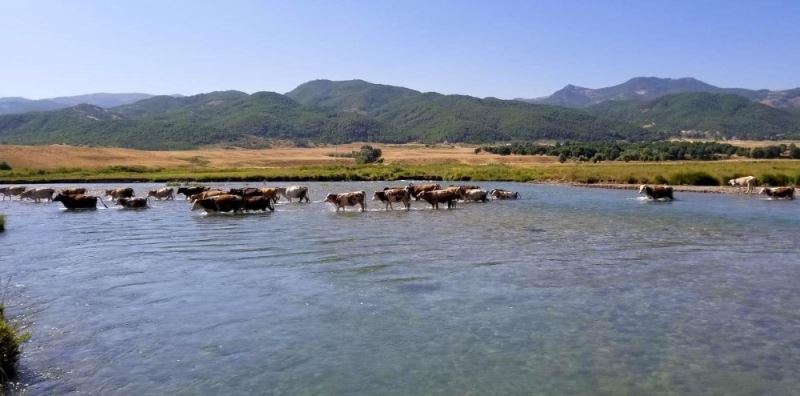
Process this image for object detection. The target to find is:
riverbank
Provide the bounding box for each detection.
[1,161,798,186]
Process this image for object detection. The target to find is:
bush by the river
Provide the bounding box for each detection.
[0,304,23,383]
[353,145,383,164]
[669,171,720,186]
[0,162,11,171]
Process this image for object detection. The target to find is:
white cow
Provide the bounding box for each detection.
[728,176,757,194]
[276,186,310,203]
[20,188,55,202]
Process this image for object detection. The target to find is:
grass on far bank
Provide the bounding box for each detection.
[0,161,798,186]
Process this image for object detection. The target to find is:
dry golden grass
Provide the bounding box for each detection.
[0,143,557,170]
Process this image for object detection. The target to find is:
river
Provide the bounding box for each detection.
[2,182,799,395]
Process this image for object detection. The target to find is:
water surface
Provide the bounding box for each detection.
[2,182,799,395]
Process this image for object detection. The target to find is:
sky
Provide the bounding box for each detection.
[1,0,798,99]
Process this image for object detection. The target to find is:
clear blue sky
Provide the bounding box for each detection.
[1,0,798,99]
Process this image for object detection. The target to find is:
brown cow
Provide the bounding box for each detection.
[190,189,227,202]
[116,197,149,209]
[105,187,135,200]
[759,187,795,200]
[0,186,26,200]
[53,193,106,209]
[418,189,458,209]
[638,185,674,200]
[324,191,366,212]
[229,187,262,198]
[60,188,87,196]
[257,187,281,203]
[177,186,209,199]
[147,188,174,200]
[408,183,441,200]
[243,196,275,212]
[373,188,411,210]
[20,188,55,202]
[191,194,244,213]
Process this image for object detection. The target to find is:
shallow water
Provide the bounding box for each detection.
[2,182,799,395]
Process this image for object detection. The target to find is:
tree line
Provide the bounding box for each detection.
[479,141,800,162]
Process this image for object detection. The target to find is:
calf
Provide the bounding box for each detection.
[759,187,795,200]
[489,189,520,200]
[177,186,209,199]
[324,191,366,212]
[243,196,275,212]
[373,188,411,210]
[105,187,135,200]
[53,193,105,209]
[408,183,441,200]
[116,197,149,209]
[418,189,458,209]
[20,188,55,202]
[147,187,174,200]
[728,176,757,194]
[191,194,244,213]
[638,185,674,201]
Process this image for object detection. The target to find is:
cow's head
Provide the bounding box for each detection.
[758,187,770,195]
[638,185,648,194]
[324,193,337,203]
[728,179,736,186]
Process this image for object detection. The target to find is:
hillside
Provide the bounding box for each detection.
[522,77,800,109]
[587,92,800,139]
[0,93,153,115]
[0,81,651,149]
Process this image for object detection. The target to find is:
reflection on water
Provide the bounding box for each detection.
[2,182,800,394]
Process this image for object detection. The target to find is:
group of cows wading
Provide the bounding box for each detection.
[0,183,522,213]
[636,176,796,201]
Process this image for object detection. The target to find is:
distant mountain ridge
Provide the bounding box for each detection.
[520,77,800,109]
[0,93,154,115]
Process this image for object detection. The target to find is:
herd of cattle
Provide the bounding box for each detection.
[0,177,794,213]
[0,183,523,213]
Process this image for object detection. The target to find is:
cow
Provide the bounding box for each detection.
[324,191,366,212]
[257,187,281,204]
[53,193,107,209]
[105,187,135,200]
[190,189,227,202]
[0,186,26,200]
[417,189,459,209]
[408,183,441,200]
[243,196,275,212]
[59,188,87,196]
[116,197,149,209]
[489,189,520,200]
[638,185,674,201]
[177,186,209,199]
[461,188,489,202]
[191,194,244,213]
[229,187,262,198]
[759,187,795,200]
[20,188,55,202]
[147,187,174,200]
[373,188,411,210]
[276,186,310,203]
[728,176,757,194]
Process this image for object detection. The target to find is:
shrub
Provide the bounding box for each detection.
[0,162,10,171]
[353,145,383,164]
[653,175,669,184]
[760,173,792,186]
[669,171,720,186]
[0,305,22,382]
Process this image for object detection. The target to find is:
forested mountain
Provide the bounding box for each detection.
[521,77,800,109]
[0,93,153,115]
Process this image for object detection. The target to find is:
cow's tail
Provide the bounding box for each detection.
[98,197,108,208]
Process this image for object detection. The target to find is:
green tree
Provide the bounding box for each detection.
[353,145,383,164]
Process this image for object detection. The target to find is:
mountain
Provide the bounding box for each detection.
[586,92,800,139]
[521,77,800,109]
[0,93,154,115]
[0,81,653,149]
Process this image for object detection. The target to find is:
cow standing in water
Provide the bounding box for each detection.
[20,188,55,202]
[53,193,107,209]
[191,194,244,213]
[0,186,26,200]
[325,191,366,212]
[60,188,87,196]
[489,189,520,200]
[105,188,135,200]
[408,183,440,201]
[638,185,674,201]
[418,189,459,209]
[276,186,310,203]
[373,188,411,210]
[147,188,174,200]
[177,186,209,200]
[759,187,795,200]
